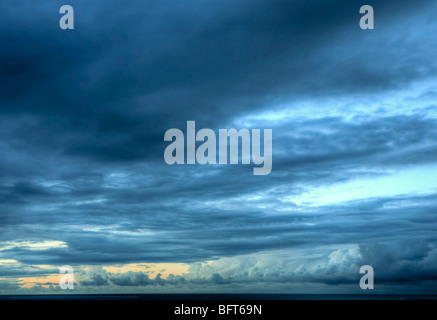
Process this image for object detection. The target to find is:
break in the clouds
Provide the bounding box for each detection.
[0,0,437,294]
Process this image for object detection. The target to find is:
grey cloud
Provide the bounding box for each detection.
[1,0,437,294]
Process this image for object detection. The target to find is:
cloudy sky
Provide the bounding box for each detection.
[1,0,437,294]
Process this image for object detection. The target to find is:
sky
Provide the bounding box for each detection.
[0,0,437,294]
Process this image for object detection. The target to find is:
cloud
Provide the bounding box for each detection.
[65,242,437,293]
[0,0,437,294]
[80,273,109,287]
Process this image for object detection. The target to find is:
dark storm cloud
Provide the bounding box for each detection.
[2,190,436,269]
[0,0,434,164]
[273,114,437,172]
[1,0,437,293]
[80,273,109,286]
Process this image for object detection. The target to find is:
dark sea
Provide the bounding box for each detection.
[0,294,436,300]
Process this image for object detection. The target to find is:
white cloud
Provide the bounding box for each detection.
[0,240,67,251]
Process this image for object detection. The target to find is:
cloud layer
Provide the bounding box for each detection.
[0,0,436,294]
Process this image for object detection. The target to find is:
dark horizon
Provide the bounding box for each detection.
[2,293,437,300]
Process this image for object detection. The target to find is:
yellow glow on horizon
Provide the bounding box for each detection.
[14,262,190,289]
[18,274,60,288]
[103,262,189,279]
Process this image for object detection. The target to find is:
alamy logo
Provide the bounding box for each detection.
[359,5,374,30]
[164,121,272,175]
[59,5,74,30]
[359,265,374,289]
[59,265,74,289]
